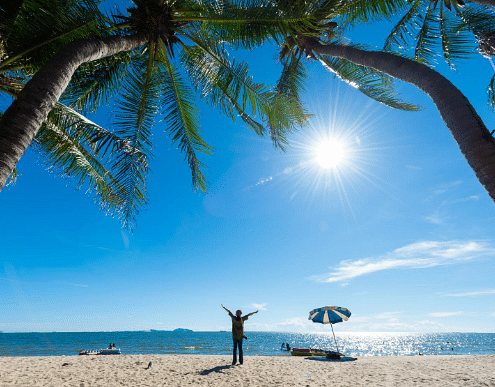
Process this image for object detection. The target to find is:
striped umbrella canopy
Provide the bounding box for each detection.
[308,306,351,353]
[308,306,351,325]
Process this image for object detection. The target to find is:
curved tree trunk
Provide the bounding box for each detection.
[0,33,148,190]
[469,0,495,6]
[306,39,495,202]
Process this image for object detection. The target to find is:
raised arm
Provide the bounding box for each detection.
[221,304,234,317]
[246,310,259,318]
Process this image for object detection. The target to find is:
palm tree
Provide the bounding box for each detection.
[340,0,495,107]
[0,0,421,229]
[0,0,313,229]
[381,1,495,106]
[0,0,150,223]
[274,0,495,202]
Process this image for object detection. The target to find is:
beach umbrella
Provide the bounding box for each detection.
[308,306,351,353]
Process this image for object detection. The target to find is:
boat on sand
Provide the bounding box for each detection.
[290,347,342,359]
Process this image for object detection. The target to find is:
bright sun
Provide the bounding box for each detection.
[315,139,346,169]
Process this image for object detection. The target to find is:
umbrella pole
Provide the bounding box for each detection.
[330,322,339,353]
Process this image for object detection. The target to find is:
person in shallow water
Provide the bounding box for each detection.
[221,304,258,365]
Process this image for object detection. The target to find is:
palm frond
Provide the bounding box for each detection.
[1,0,109,70]
[457,3,495,36]
[61,51,135,113]
[269,56,312,148]
[439,7,475,68]
[180,43,268,137]
[276,57,308,102]
[180,33,273,130]
[383,1,424,53]
[414,6,440,65]
[182,31,311,148]
[192,0,347,48]
[337,0,410,24]
[110,51,160,230]
[156,42,211,192]
[34,103,127,213]
[317,44,421,111]
[5,168,19,187]
[186,0,284,48]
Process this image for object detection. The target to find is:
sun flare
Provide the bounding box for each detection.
[315,139,346,169]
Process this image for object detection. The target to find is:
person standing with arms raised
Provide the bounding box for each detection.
[221,304,258,365]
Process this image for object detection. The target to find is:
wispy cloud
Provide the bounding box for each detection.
[429,312,464,318]
[312,240,495,283]
[251,303,267,311]
[424,212,443,225]
[0,277,88,288]
[443,195,479,205]
[445,289,495,297]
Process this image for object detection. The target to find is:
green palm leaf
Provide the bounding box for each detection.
[338,0,410,24]
[180,33,274,131]
[269,58,312,149]
[457,4,495,47]
[383,1,424,53]
[189,0,283,48]
[62,51,135,113]
[439,7,474,68]
[1,0,108,70]
[317,43,421,111]
[110,50,160,230]
[157,43,211,192]
[34,103,127,212]
[414,6,440,65]
[384,1,485,68]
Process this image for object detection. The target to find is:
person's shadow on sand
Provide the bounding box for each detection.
[199,365,232,375]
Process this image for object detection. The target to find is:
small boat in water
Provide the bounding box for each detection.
[79,348,121,355]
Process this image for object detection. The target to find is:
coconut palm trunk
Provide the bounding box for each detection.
[303,38,495,202]
[470,0,495,6]
[0,32,148,190]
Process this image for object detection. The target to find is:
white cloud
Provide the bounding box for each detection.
[313,240,495,283]
[433,189,447,195]
[429,312,464,318]
[251,303,267,311]
[375,312,402,320]
[424,213,443,225]
[445,289,495,297]
[443,195,479,206]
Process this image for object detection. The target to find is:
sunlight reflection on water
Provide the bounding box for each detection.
[0,331,493,357]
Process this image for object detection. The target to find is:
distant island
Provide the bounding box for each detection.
[148,328,194,333]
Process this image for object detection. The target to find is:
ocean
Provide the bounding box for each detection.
[0,331,494,357]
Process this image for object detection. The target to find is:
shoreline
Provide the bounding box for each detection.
[1,354,494,386]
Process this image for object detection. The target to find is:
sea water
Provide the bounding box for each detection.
[0,331,493,357]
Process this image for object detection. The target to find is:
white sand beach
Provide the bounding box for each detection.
[1,354,494,386]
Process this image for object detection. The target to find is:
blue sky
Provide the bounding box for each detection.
[1,11,495,333]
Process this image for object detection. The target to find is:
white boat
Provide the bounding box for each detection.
[79,348,121,355]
